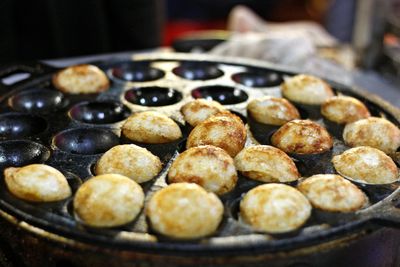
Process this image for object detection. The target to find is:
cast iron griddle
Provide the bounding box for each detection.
[0,53,399,256]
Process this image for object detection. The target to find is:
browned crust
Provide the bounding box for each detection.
[271,120,333,154]
[239,184,311,233]
[145,183,223,239]
[234,145,300,182]
[186,113,247,157]
[180,99,228,126]
[121,111,182,144]
[281,75,334,105]
[332,146,399,184]
[321,96,370,124]
[4,165,71,202]
[73,174,144,227]
[95,144,162,183]
[52,64,110,94]
[167,145,237,195]
[297,174,367,212]
[342,117,400,154]
[247,97,300,126]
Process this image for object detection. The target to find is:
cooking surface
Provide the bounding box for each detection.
[42,50,400,107]
[0,53,399,255]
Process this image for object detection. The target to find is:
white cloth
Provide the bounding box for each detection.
[209,5,352,85]
[210,32,316,66]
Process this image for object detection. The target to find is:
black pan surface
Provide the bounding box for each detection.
[0,53,399,256]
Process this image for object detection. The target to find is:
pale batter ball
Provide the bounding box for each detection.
[122,111,182,144]
[332,146,399,184]
[271,119,333,154]
[181,99,228,127]
[281,74,334,105]
[186,113,246,157]
[234,145,300,182]
[168,145,237,195]
[321,95,370,124]
[4,164,71,202]
[95,144,162,183]
[146,183,224,239]
[240,184,311,233]
[343,117,400,154]
[298,174,367,212]
[52,64,109,94]
[247,96,300,125]
[74,174,144,227]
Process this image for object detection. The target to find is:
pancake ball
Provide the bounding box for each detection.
[4,164,71,202]
[343,117,400,154]
[234,145,300,183]
[95,144,162,183]
[52,64,109,94]
[240,184,311,233]
[146,183,223,239]
[321,96,370,124]
[247,96,300,126]
[332,146,399,184]
[298,174,367,212]
[74,174,144,227]
[186,113,246,157]
[168,145,237,195]
[181,99,228,127]
[122,111,182,144]
[271,120,333,154]
[281,74,334,105]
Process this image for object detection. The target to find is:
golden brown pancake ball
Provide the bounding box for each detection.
[95,144,162,183]
[298,174,367,212]
[271,120,333,154]
[281,74,334,105]
[234,145,300,182]
[343,117,400,154]
[122,111,182,144]
[146,183,224,239]
[240,184,311,233]
[168,145,237,195]
[321,95,370,124]
[181,99,228,127]
[74,174,144,227]
[4,164,71,202]
[332,146,399,184]
[186,113,246,157]
[52,64,109,94]
[247,96,300,126]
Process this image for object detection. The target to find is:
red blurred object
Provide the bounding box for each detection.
[163,20,226,46]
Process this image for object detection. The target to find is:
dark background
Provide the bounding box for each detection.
[0,0,164,63]
[0,0,353,63]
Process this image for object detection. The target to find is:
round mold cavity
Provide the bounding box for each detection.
[64,171,83,193]
[0,113,47,140]
[229,110,247,124]
[226,197,241,220]
[0,140,50,170]
[53,128,119,155]
[112,61,165,82]
[69,101,131,124]
[232,71,283,87]
[191,85,248,105]
[9,88,66,114]
[173,62,223,80]
[124,87,183,107]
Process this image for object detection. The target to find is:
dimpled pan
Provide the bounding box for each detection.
[0,53,399,256]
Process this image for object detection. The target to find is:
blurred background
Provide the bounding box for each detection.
[0,0,399,81]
